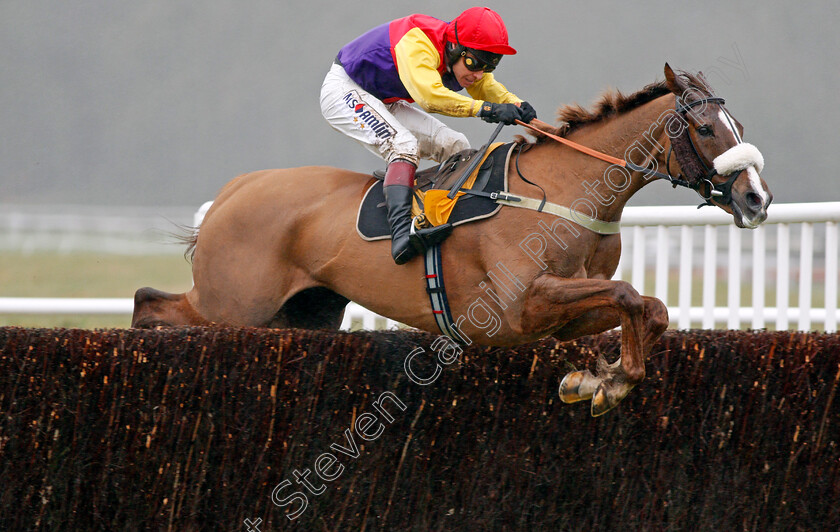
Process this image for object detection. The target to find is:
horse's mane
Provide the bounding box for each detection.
[527,70,712,141]
[555,81,670,135]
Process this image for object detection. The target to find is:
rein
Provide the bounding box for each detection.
[515,118,690,192]
[515,94,744,208]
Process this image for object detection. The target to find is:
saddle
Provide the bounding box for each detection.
[356,142,514,241]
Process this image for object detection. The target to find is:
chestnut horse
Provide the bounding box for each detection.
[132,65,772,416]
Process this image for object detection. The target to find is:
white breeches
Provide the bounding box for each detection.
[319,63,470,166]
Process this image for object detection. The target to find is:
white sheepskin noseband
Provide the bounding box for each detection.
[713,142,764,175]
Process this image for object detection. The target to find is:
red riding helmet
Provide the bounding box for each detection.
[446,7,517,55]
[444,7,516,72]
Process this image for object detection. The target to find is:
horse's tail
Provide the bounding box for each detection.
[163,222,199,262]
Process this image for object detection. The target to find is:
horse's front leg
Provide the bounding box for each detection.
[552,296,669,411]
[521,275,665,416]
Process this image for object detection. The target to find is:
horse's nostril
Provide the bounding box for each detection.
[745,192,763,211]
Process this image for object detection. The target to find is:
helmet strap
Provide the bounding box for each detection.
[445,22,466,70]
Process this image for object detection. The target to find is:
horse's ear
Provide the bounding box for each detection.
[696,71,713,93]
[664,63,685,94]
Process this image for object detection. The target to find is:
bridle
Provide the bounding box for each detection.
[516,92,749,209]
[664,95,744,208]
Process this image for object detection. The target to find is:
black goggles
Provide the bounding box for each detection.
[461,50,501,73]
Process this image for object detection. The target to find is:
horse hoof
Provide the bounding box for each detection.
[559,370,596,403]
[590,385,618,417]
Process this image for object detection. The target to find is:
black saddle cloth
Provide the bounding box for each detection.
[356,143,512,241]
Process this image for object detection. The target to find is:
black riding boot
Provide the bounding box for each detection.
[383,160,452,265]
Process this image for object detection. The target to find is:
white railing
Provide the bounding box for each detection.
[0,204,193,255]
[2,202,837,332]
[0,297,134,314]
[614,202,839,332]
[338,303,401,331]
[0,297,392,332]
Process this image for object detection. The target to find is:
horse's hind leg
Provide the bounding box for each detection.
[131,287,211,328]
[521,276,668,416]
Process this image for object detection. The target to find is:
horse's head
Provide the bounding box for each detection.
[663,63,772,228]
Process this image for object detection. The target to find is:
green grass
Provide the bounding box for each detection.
[0,252,193,329]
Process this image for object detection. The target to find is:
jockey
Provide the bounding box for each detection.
[320,7,537,265]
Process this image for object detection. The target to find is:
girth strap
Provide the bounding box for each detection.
[423,244,461,340]
[493,194,621,234]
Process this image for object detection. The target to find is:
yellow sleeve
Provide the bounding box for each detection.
[466,74,523,105]
[393,28,480,117]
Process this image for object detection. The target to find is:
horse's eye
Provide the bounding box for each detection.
[697,125,713,137]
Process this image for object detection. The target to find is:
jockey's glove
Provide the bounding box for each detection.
[518,101,538,124]
[478,102,538,125]
[478,102,522,125]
